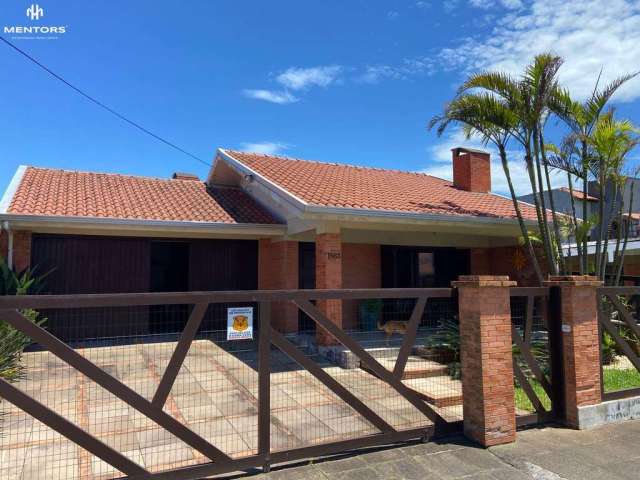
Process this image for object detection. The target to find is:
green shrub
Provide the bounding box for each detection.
[601,332,617,365]
[425,318,461,379]
[0,257,50,383]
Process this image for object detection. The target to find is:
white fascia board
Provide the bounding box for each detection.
[216,149,308,211]
[0,213,286,236]
[0,165,27,214]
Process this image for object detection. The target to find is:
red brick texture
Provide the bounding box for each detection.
[10,230,32,272]
[452,149,491,193]
[453,275,517,447]
[544,276,603,427]
[316,233,343,345]
[258,239,299,333]
[470,246,545,287]
[342,243,381,329]
[0,230,7,263]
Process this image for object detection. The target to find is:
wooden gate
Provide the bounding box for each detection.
[509,287,564,427]
[0,289,462,480]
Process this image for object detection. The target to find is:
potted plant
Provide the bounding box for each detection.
[359,298,382,331]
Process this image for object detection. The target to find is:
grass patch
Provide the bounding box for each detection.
[603,367,640,392]
[514,378,551,412]
[515,367,640,412]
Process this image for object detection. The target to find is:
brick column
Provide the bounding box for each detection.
[258,239,299,333]
[544,276,602,428]
[316,232,342,345]
[12,230,32,272]
[453,275,517,447]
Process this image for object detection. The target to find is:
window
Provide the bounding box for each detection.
[418,252,435,287]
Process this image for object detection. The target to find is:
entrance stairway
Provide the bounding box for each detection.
[361,351,463,408]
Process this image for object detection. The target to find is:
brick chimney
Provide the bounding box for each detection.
[452,147,491,193]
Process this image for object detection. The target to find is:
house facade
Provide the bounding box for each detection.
[0,147,540,341]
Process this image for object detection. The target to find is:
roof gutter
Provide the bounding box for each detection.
[0,213,286,236]
[303,204,537,227]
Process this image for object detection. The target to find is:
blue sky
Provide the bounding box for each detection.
[1,0,640,196]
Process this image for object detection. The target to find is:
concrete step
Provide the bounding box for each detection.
[363,355,450,380]
[404,376,464,408]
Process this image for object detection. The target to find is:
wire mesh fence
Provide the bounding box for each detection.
[0,290,463,479]
[597,289,640,398]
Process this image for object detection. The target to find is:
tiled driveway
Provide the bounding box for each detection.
[0,338,461,479]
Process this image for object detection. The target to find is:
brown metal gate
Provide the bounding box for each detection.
[0,289,462,480]
[509,287,564,427]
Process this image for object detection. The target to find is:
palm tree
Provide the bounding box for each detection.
[431,54,567,283]
[583,112,640,282]
[429,90,545,284]
[548,72,639,275]
[431,54,639,285]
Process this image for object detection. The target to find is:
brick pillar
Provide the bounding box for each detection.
[544,276,602,428]
[453,275,517,447]
[0,230,8,263]
[316,232,342,345]
[258,239,299,333]
[12,230,32,272]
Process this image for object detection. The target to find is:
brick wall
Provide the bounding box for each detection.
[13,231,32,272]
[342,243,381,330]
[470,246,542,286]
[0,230,32,271]
[316,233,343,344]
[258,239,299,333]
[0,230,7,262]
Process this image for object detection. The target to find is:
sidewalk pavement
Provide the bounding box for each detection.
[225,419,640,480]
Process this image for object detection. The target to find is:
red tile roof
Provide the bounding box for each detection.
[558,187,599,202]
[7,167,281,224]
[223,150,539,221]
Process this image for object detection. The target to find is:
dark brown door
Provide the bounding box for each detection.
[298,242,316,332]
[149,241,190,334]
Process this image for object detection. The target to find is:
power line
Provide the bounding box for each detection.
[0,36,212,168]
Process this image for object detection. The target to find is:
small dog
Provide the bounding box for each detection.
[377,320,408,343]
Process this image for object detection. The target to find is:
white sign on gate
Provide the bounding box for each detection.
[227,307,253,340]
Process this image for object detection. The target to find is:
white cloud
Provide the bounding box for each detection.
[357,57,436,84]
[439,0,640,101]
[443,0,460,13]
[387,11,400,20]
[275,66,342,91]
[242,89,298,104]
[239,142,289,155]
[469,0,523,8]
[415,1,431,8]
[422,129,566,195]
[244,65,342,104]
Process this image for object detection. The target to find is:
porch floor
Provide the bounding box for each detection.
[0,338,462,480]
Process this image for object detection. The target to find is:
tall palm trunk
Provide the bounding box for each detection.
[499,145,544,284]
[539,128,566,273]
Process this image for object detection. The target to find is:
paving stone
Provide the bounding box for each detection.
[317,455,367,474]
[266,465,327,480]
[331,466,383,480]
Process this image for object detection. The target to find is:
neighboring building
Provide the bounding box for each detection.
[0,147,541,341]
[517,186,599,220]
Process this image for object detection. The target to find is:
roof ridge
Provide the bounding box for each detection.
[223,149,451,182]
[24,165,196,184]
